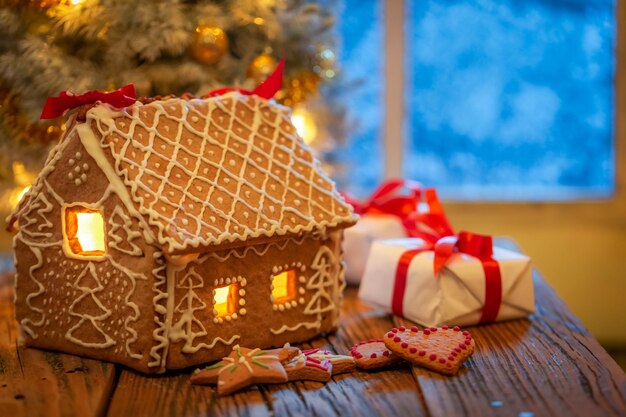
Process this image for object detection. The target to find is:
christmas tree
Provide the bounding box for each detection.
[0,0,343,219]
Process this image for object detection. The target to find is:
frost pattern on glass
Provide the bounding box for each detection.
[404,0,615,200]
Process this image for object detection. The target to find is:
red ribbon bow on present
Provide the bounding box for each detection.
[341,179,422,217]
[391,230,503,324]
[433,231,502,323]
[40,84,137,120]
[206,57,285,99]
[342,179,455,242]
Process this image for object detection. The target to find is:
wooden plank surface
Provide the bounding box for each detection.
[0,238,625,417]
[0,272,116,417]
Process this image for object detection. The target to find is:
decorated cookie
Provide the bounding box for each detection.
[189,345,287,395]
[285,352,333,382]
[266,344,302,365]
[191,344,299,386]
[350,339,404,370]
[302,348,356,375]
[383,325,475,376]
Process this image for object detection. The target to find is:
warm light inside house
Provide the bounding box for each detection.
[65,206,106,256]
[214,284,238,317]
[272,270,296,304]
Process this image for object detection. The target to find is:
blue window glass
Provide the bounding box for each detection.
[332,0,385,196]
[404,0,615,200]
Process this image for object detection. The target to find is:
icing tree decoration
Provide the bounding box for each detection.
[171,268,208,350]
[20,191,54,240]
[19,245,46,339]
[149,252,169,369]
[108,206,143,256]
[304,245,337,318]
[66,263,115,348]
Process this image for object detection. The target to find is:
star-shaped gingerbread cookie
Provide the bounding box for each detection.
[190,345,288,395]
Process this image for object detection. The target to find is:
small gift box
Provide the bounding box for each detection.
[342,180,453,285]
[358,233,534,327]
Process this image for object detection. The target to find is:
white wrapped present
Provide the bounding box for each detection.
[343,214,407,285]
[358,237,534,327]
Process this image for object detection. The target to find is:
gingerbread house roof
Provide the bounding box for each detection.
[77,92,356,253]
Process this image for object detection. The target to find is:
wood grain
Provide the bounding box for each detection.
[106,286,426,417]
[1,238,625,417]
[0,272,116,417]
[392,239,626,417]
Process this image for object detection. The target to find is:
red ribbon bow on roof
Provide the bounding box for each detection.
[206,57,285,99]
[40,84,137,120]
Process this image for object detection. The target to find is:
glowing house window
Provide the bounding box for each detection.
[65,206,106,256]
[272,270,296,304]
[213,284,239,317]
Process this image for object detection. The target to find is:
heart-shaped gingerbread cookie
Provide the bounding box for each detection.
[383,325,475,376]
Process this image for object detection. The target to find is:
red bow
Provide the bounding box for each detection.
[392,231,502,324]
[342,179,422,217]
[206,57,285,99]
[342,179,454,242]
[403,188,454,243]
[433,231,502,323]
[40,84,136,120]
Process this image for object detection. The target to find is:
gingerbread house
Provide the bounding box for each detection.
[7,92,357,373]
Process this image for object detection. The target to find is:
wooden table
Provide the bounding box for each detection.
[1,239,625,417]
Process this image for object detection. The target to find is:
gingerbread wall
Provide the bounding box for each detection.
[165,230,344,370]
[13,130,163,373]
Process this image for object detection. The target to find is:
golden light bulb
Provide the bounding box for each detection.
[291,107,317,145]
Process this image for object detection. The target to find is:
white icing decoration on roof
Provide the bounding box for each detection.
[83,93,356,253]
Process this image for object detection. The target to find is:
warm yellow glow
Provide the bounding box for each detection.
[272,272,289,300]
[291,107,317,145]
[17,186,30,203]
[10,186,31,208]
[272,270,296,304]
[75,211,106,252]
[214,284,237,317]
[69,0,84,5]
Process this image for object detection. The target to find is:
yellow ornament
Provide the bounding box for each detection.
[247,54,277,83]
[191,24,228,65]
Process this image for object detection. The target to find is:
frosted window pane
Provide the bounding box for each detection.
[404,0,615,200]
[332,0,385,196]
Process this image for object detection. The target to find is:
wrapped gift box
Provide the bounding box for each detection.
[342,181,452,285]
[358,238,534,327]
[343,214,407,285]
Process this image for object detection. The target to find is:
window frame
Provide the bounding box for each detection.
[383,0,625,214]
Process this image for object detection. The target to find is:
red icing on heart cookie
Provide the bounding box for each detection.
[350,339,404,369]
[383,326,475,375]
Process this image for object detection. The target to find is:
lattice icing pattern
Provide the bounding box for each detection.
[87,93,356,253]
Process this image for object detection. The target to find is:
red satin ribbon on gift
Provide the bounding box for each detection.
[206,57,285,99]
[342,179,454,242]
[391,231,503,324]
[40,84,136,120]
[342,179,422,217]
